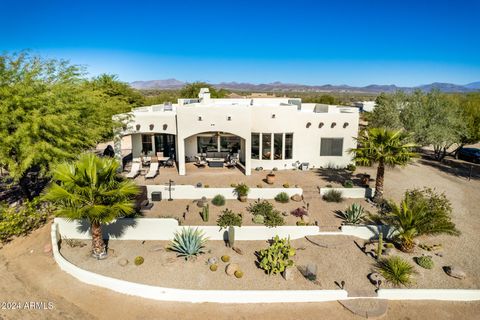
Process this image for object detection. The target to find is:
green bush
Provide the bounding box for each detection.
[343,180,354,188]
[415,256,434,269]
[346,164,356,172]
[377,256,415,286]
[134,256,144,266]
[275,192,290,203]
[169,227,207,260]
[340,203,365,224]
[322,189,343,202]
[0,201,49,243]
[217,209,242,229]
[247,200,284,227]
[252,214,265,224]
[257,235,295,275]
[211,194,226,206]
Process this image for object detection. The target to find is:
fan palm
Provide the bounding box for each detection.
[44,153,139,259]
[350,128,417,203]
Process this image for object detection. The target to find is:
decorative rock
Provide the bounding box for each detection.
[225,263,239,276]
[43,243,52,253]
[282,268,294,281]
[444,266,466,279]
[368,272,384,285]
[149,245,164,252]
[299,264,317,281]
[436,252,444,258]
[301,215,310,223]
[291,194,302,202]
[207,257,218,265]
[282,211,289,217]
[118,258,129,266]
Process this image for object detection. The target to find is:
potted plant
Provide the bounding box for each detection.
[234,183,250,202]
[266,171,276,184]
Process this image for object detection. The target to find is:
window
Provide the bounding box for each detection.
[220,136,240,153]
[285,133,293,159]
[262,133,271,160]
[141,134,153,154]
[320,138,343,156]
[154,134,176,157]
[197,136,218,153]
[274,133,283,160]
[251,133,259,159]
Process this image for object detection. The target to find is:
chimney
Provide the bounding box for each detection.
[198,88,211,103]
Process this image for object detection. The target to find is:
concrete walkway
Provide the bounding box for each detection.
[339,298,389,319]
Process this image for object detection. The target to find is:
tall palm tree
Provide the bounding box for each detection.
[44,153,139,259]
[350,128,417,203]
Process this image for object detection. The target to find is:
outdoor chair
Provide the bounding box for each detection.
[164,158,175,168]
[194,156,207,168]
[126,162,141,179]
[225,158,237,169]
[145,161,159,179]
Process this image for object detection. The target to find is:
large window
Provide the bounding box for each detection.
[262,133,271,160]
[197,136,218,153]
[141,134,152,154]
[154,134,175,157]
[274,133,283,160]
[320,138,344,156]
[220,136,240,153]
[285,133,293,159]
[251,133,259,159]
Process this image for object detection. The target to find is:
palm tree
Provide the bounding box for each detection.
[386,195,460,252]
[44,153,139,259]
[350,128,417,203]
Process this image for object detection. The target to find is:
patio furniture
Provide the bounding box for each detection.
[142,156,152,166]
[157,156,170,167]
[300,162,310,171]
[140,199,153,210]
[208,158,224,167]
[194,156,207,168]
[126,162,141,178]
[164,158,175,168]
[225,157,237,169]
[145,162,159,179]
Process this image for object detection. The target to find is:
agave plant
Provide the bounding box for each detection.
[340,203,365,224]
[377,256,416,287]
[169,227,208,260]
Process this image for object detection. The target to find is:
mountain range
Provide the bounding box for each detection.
[130,78,480,93]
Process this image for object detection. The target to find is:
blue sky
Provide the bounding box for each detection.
[1,0,479,86]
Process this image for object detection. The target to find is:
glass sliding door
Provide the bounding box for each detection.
[220,135,241,153]
[197,136,218,153]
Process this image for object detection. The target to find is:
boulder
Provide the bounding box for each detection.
[291,194,302,202]
[368,272,384,285]
[43,243,52,254]
[282,268,294,281]
[444,266,466,279]
[225,263,239,276]
[118,258,129,267]
[299,264,317,281]
[207,257,218,265]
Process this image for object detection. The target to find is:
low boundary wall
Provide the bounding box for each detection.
[145,185,302,200]
[51,222,480,303]
[319,187,375,198]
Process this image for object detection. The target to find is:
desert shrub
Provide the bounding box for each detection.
[384,188,460,252]
[346,164,356,172]
[291,207,308,218]
[211,194,226,206]
[325,184,333,188]
[343,180,354,188]
[169,227,207,260]
[204,184,210,188]
[322,189,343,202]
[282,183,290,188]
[247,200,284,227]
[415,256,434,269]
[377,256,415,286]
[0,200,49,243]
[134,256,144,266]
[217,209,242,228]
[256,184,263,188]
[252,214,265,224]
[257,235,295,275]
[233,183,250,197]
[275,192,290,203]
[230,183,237,187]
[296,220,309,226]
[339,203,365,224]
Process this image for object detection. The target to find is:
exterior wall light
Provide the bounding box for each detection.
[343,122,349,128]
[318,122,324,128]
[306,122,311,128]
[331,122,337,128]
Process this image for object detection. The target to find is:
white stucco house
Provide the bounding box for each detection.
[114,88,359,176]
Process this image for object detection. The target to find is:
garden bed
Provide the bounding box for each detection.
[59,235,479,291]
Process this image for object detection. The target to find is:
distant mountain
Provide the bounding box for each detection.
[130,78,480,93]
[464,81,480,89]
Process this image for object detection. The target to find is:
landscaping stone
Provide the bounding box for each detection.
[299,264,317,281]
[301,215,310,223]
[282,268,294,281]
[436,252,444,258]
[43,243,52,254]
[118,258,129,267]
[368,272,384,285]
[225,263,239,276]
[149,245,164,252]
[444,266,466,279]
[291,194,302,202]
[207,257,218,265]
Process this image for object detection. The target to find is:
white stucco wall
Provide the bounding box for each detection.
[145,185,302,200]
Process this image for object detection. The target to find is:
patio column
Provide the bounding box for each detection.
[177,136,186,175]
[244,135,251,176]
